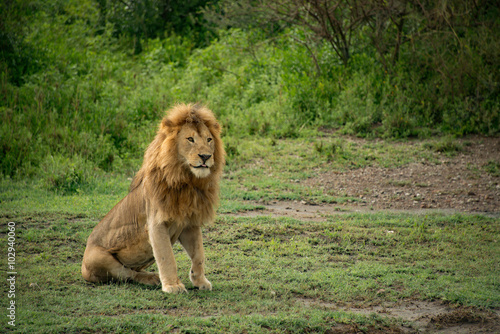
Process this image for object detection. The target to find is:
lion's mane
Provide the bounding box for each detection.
[130,103,225,227]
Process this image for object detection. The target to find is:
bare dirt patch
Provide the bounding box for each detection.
[309,136,500,215]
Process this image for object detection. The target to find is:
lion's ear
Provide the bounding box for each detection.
[161,118,174,129]
[212,121,221,132]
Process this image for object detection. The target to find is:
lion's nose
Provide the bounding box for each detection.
[199,154,212,163]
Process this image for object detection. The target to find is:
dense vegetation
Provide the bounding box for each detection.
[1,0,499,188]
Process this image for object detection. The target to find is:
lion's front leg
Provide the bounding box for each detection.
[179,226,212,291]
[149,221,187,294]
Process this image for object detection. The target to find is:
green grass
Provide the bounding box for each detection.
[1,135,498,333]
[484,160,500,177]
[423,137,466,157]
[2,211,499,333]
[1,170,499,333]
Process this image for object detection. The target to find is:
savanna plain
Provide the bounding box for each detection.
[1,135,499,333]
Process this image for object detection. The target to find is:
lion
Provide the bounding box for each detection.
[81,103,225,293]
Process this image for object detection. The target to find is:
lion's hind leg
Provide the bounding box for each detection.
[81,246,159,286]
[132,265,161,286]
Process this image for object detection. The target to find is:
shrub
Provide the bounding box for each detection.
[1,0,498,183]
[39,154,99,194]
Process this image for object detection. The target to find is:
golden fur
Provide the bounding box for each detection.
[81,103,225,293]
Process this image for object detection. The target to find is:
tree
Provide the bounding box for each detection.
[363,0,408,71]
[97,0,215,53]
[0,0,43,84]
[206,0,373,66]
[267,0,373,66]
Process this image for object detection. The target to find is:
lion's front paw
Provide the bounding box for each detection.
[162,283,187,294]
[191,276,212,291]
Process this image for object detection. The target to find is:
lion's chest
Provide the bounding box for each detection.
[162,185,215,226]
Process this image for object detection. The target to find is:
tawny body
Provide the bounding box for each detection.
[81,104,225,293]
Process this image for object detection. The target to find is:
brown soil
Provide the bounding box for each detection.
[298,299,500,333]
[309,136,500,215]
[231,136,500,220]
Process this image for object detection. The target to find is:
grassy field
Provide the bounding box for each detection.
[1,136,499,333]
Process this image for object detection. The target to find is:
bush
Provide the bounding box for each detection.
[39,154,99,194]
[1,0,498,184]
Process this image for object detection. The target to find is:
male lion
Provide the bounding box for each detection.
[81,103,225,293]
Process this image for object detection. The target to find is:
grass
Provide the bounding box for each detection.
[422,137,468,157]
[1,136,499,333]
[1,209,498,333]
[484,160,500,177]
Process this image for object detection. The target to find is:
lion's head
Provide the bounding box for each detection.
[160,103,224,180]
[175,117,216,178]
[133,104,225,193]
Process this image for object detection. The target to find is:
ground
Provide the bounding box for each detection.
[2,136,498,333]
[228,136,500,333]
[312,136,500,214]
[297,298,500,333]
[235,136,500,221]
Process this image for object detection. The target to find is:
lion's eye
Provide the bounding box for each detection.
[207,138,212,143]
[187,137,194,143]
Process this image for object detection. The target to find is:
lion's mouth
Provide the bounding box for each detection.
[191,164,209,169]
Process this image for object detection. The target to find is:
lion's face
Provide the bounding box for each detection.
[177,122,215,178]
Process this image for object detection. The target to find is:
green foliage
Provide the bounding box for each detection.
[39,154,100,194]
[1,0,498,188]
[0,1,46,85]
[0,1,189,182]
[100,0,214,52]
